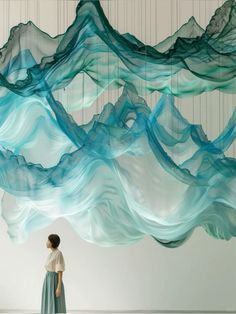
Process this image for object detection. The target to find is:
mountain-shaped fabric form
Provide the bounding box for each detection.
[1,0,236,247]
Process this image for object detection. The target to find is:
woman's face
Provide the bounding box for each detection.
[46,239,52,248]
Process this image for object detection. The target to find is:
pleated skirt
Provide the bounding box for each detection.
[41,271,67,314]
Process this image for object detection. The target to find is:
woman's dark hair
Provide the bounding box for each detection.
[48,234,60,248]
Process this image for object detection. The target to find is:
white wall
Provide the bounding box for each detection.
[1,0,236,312]
[1,217,236,312]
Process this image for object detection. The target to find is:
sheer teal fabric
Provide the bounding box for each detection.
[1,0,236,247]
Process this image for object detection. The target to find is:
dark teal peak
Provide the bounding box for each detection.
[79,0,100,4]
[205,0,236,37]
[76,0,101,16]
[82,0,99,2]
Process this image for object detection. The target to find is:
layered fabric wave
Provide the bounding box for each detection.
[1,0,236,247]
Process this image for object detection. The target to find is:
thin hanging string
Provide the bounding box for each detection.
[152,0,156,110]
[20,0,22,27]
[145,0,147,101]
[176,0,179,164]
[59,0,62,115]
[177,0,180,114]
[199,0,202,134]
[192,0,195,126]
[95,0,99,118]
[171,0,173,94]
[218,0,221,151]
[219,0,224,153]
[57,0,59,36]
[108,0,110,110]
[7,0,10,48]
[26,0,29,25]
[2,1,4,49]
[139,0,142,98]
[154,0,158,111]
[2,1,4,48]
[96,0,99,118]
[56,0,59,110]
[37,0,40,29]
[171,0,173,160]
[66,0,69,113]
[205,0,208,136]
[117,0,119,105]
[3,0,5,53]
[63,0,67,111]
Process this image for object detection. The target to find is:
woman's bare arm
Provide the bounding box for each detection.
[57,271,63,289]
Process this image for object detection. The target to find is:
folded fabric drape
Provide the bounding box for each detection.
[1,0,236,248]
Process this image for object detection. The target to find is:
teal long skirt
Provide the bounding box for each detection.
[41,271,67,314]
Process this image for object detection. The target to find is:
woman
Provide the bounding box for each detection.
[41,234,67,314]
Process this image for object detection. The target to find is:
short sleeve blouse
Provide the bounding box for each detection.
[45,249,65,273]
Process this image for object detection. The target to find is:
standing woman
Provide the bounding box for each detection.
[41,234,67,314]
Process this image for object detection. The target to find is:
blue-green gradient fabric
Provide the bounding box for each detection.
[1,0,236,247]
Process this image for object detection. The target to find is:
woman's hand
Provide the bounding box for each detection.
[56,271,63,297]
[55,286,62,298]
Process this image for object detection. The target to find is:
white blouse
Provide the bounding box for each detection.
[45,248,65,273]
